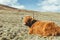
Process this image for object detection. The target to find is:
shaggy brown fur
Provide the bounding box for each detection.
[23,16,60,37]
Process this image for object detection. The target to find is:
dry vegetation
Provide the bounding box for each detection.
[0,5,60,40]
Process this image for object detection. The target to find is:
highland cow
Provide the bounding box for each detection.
[23,16,60,37]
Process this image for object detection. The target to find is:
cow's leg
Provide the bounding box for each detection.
[28,28,33,34]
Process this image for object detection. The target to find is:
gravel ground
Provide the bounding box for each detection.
[0,10,60,40]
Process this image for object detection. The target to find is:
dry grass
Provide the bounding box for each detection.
[0,10,60,40]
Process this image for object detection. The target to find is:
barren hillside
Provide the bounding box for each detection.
[0,4,60,40]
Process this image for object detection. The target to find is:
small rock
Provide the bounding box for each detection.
[0,25,3,28]
[1,38,9,40]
